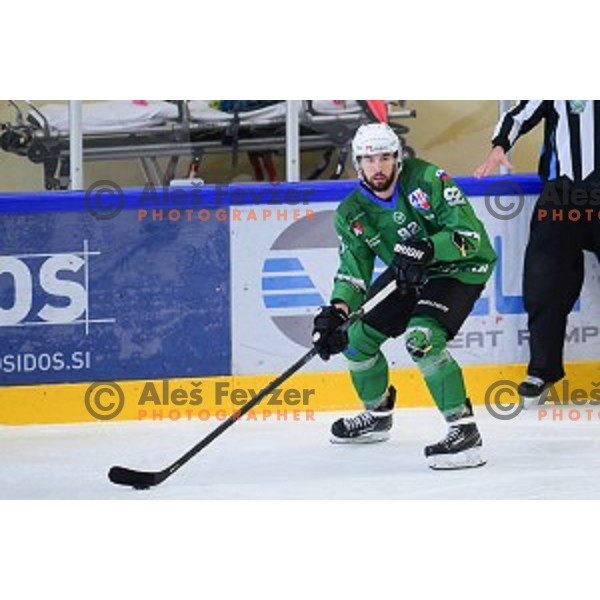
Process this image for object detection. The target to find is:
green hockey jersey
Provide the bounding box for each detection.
[331,158,497,311]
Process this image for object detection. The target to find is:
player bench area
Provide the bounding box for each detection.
[0,100,416,189]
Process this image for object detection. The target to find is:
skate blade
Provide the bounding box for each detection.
[330,431,391,445]
[521,395,542,410]
[428,447,486,470]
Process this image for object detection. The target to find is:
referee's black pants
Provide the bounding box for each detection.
[524,180,600,382]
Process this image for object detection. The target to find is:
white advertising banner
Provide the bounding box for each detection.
[231,197,600,375]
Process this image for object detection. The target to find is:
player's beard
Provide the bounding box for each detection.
[364,166,397,194]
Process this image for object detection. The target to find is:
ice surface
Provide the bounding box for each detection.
[2,406,600,499]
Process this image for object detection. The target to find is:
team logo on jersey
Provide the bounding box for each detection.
[435,169,450,182]
[569,101,587,114]
[408,188,431,211]
[452,230,480,256]
[352,221,364,236]
[393,212,407,225]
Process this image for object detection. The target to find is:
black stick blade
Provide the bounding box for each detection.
[108,466,162,489]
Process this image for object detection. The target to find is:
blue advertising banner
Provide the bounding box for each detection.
[0,203,230,384]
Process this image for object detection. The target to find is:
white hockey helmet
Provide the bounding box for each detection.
[352,123,402,171]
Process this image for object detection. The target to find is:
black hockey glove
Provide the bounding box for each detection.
[312,305,349,360]
[393,239,434,294]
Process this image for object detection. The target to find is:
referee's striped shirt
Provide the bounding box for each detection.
[492,100,600,183]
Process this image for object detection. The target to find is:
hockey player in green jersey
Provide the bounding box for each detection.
[312,123,496,470]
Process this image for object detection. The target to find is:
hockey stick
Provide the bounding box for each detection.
[108,279,398,489]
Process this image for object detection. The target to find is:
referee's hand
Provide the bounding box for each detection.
[474,146,514,178]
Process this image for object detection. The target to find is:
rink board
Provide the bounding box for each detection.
[3,176,600,424]
[3,361,600,425]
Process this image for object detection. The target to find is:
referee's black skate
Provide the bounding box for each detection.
[518,375,552,409]
[330,386,396,444]
[425,398,486,470]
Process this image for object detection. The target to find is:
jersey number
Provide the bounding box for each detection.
[397,221,421,242]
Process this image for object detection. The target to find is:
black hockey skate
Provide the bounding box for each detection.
[330,386,396,444]
[518,376,551,410]
[425,398,486,470]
